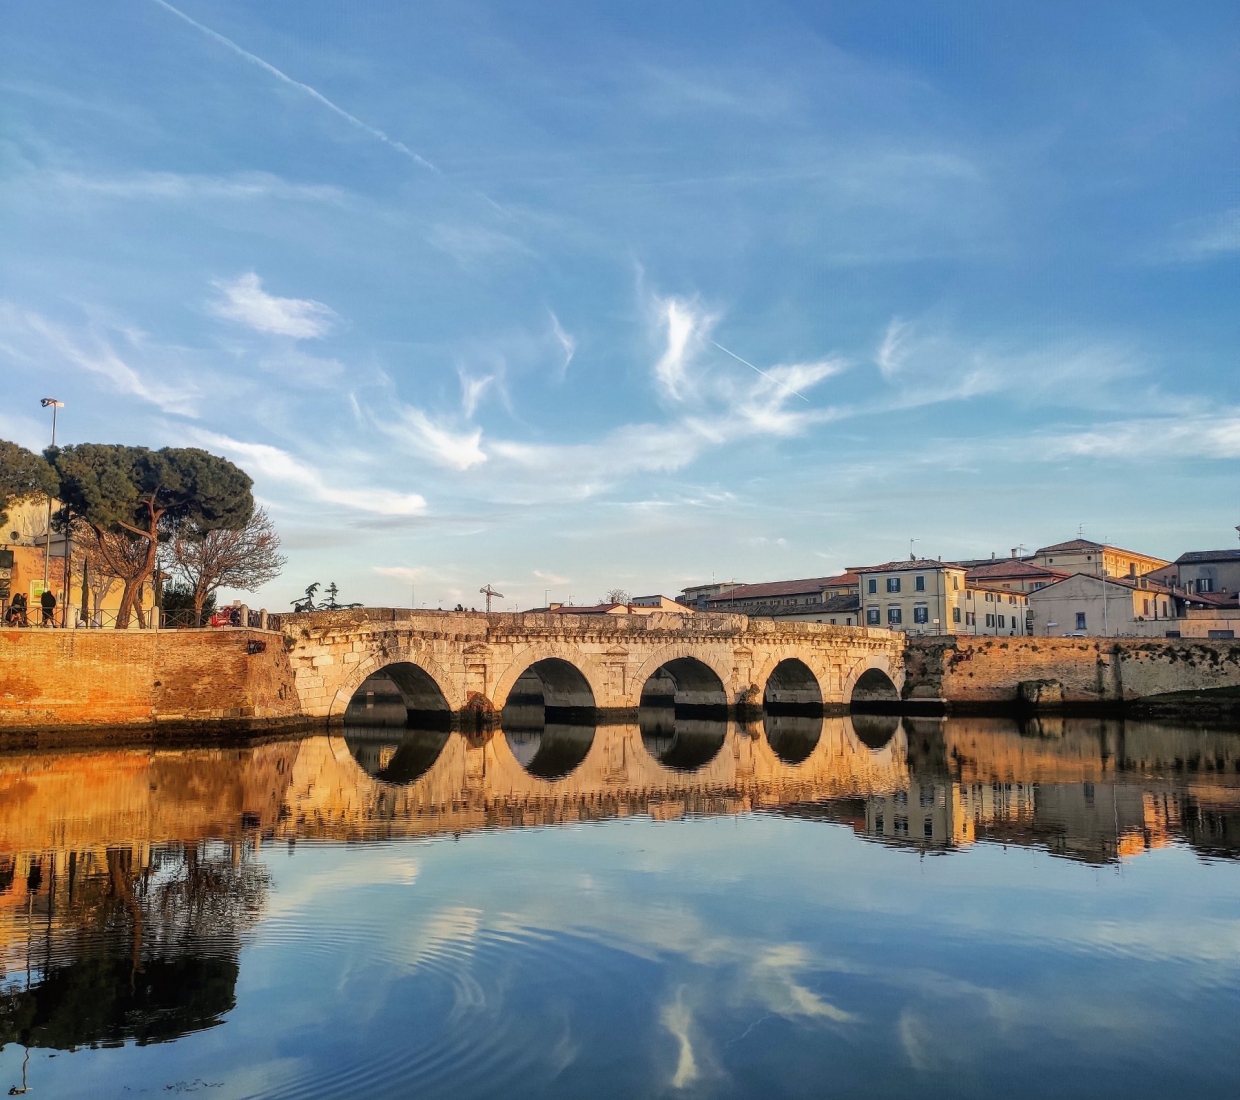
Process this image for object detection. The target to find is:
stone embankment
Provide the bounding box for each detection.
[904,635,1240,715]
[0,627,301,734]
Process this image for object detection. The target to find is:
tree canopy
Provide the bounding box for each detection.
[52,445,253,540]
[0,438,57,528]
[51,445,254,628]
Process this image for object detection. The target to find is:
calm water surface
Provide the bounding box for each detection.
[1,714,1238,1098]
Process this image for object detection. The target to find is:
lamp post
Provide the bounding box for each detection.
[40,399,64,620]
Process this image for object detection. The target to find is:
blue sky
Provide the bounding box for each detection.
[2,1,1237,611]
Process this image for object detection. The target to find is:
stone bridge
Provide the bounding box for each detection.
[276,609,906,723]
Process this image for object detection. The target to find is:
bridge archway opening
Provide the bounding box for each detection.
[343,664,451,729]
[639,658,728,770]
[640,658,728,714]
[849,668,900,712]
[764,712,824,765]
[342,664,453,784]
[501,658,597,726]
[851,713,900,750]
[502,659,596,778]
[763,659,824,714]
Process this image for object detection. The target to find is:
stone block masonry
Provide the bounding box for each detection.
[0,628,302,732]
[905,635,1240,713]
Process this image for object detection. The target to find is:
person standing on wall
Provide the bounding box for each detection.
[40,587,56,627]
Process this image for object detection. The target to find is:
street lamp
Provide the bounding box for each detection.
[40,399,64,615]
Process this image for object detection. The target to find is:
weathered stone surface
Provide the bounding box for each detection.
[906,635,1240,711]
[0,628,301,731]
[274,608,906,719]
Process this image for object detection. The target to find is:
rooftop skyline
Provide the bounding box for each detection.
[4,1,1237,611]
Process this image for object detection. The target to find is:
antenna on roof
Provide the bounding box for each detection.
[1078,522,1084,538]
[909,537,918,561]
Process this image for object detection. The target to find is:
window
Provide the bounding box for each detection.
[895,816,908,836]
[952,575,959,590]
[952,607,961,624]
[1075,612,1087,630]
[924,819,934,838]
[985,613,995,627]
[915,575,925,591]
[867,608,880,626]
[914,605,929,624]
[874,814,884,833]
[998,615,1006,628]
[1034,582,1044,590]
[886,577,901,593]
[1143,599,1149,616]
[888,606,903,625]
[1196,577,1214,593]
[867,578,877,594]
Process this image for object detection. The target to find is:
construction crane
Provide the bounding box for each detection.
[479,584,504,612]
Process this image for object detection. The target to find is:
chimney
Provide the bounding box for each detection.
[991,551,996,560]
[1010,548,1018,558]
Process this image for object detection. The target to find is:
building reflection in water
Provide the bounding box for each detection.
[0,713,1237,1056]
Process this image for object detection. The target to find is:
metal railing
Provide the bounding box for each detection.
[1,605,274,630]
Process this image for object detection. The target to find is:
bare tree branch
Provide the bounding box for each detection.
[162,507,286,622]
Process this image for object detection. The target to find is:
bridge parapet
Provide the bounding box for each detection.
[277,608,906,720]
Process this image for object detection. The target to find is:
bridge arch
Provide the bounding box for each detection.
[329,649,462,719]
[630,647,732,710]
[842,656,903,710]
[491,645,608,713]
[762,657,825,710]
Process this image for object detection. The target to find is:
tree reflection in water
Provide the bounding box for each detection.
[0,843,267,1051]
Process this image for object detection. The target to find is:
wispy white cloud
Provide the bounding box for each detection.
[193,431,427,516]
[386,405,488,471]
[654,297,716,401]
[1035,412,1240,461]
[426,223,531,265]
[870,316,1140,412]
[549,310,576,378]
[1161,206,1240,262]
[459,372,495,418]
[38,168,346,205]
[876,317,911,377]
[150,0,437,170]
[533,569,570,585]
[0,305,198,416]
[210,273,338,339]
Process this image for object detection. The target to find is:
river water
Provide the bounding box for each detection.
[0,713,1237,1098]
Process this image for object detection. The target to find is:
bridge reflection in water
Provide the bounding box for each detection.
[1,715,1237,1058]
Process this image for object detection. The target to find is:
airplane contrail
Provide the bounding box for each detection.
[710,340,810,402]
[150,0,438,172]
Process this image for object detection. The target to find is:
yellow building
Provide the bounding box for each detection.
[1031,538,1169,580]
[1,497,156,627]
[853,558,1029,636]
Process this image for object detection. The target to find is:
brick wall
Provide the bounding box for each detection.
[905,635,1240,710]
[0,628,302,731]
